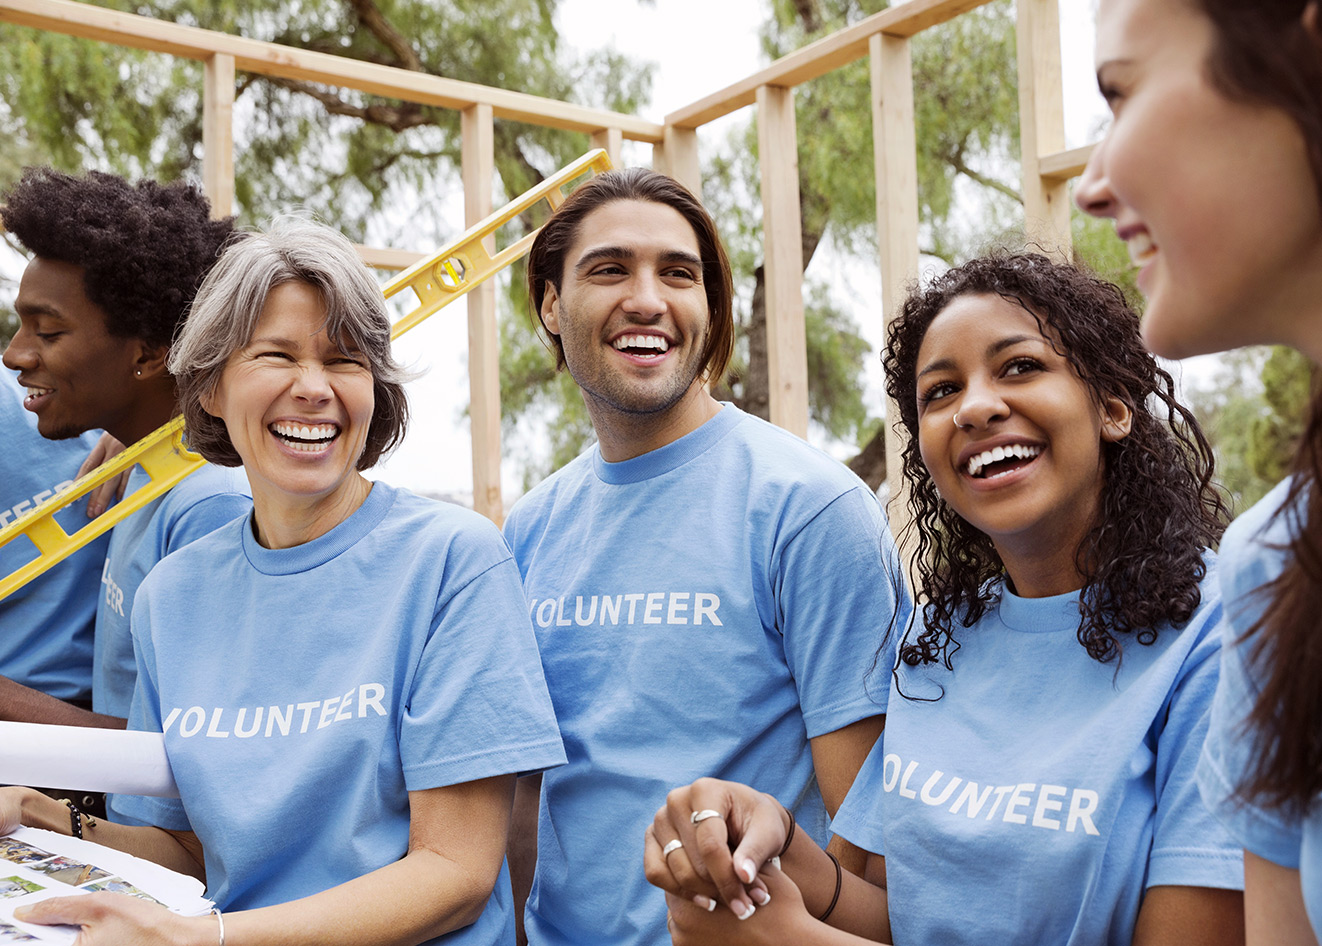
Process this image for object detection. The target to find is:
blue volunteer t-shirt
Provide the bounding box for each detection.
[92,463,250,719]
[1197,477,1322,940]
[0,372,110,701]
[834,568,1242,946]
[114,482,565,945]
[503,404,908,946]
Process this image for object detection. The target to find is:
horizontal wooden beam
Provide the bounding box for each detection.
[1039,143,1095,182]
[666,0,995,128]
[0,0,665,141]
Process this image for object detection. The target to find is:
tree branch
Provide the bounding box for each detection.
[945,150,1022,204]
[792,0,821,34]
[262,76,435,133]
[344,0,426,72]
[493,125,550,232]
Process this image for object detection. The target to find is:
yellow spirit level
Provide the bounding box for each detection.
[0,149,612,601]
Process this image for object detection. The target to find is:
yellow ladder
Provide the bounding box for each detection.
[0,149,612,602]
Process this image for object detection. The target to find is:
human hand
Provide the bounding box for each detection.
[13,892,200,946]
[77,433,128,518]
[643,778,789,920]
[664,865,810,946]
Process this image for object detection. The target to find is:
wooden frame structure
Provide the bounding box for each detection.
[0,0,1097,525]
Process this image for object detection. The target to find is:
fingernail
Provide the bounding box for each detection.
[12,907,30,920]
[735,901,756,921]
[750,887,771,905]
[738,858,756,883]
[693,896,717,912]
[769,856,781,871]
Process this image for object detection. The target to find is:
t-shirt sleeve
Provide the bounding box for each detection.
[161,487,250,555]
[108,575,193,832]
[828,733,887,856]
[1197,629,1302,869]
[399,536,565,791]
[1148,599,1244,890]
[779,486,910,737]
[1195,487,1305,871]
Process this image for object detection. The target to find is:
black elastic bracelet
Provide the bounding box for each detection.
[777,806,797,859]
[817,851,842,922]
[60,798,96,840]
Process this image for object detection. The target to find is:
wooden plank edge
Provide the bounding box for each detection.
[1039,143,1096,182]
[665,0,997,128]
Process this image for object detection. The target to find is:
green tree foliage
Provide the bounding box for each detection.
[0,0,652,240]
[907,1,1022,260]
[0,303,15,349]
[694,0,1020,489]
[1070,206,1140,304]
[0,0,651,483]
[500,1,1026,486]
[1184,346,1313,511]
[1,0,1166,495]
[1251,346,1313,486]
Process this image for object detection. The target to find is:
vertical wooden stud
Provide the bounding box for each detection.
[590,127,623,170]
[756,84,809,439]
[871,32,920,531]
[655,125,702,198]
[1018,0,1071,258]
[462,103,503,524]
[202,53,235,219]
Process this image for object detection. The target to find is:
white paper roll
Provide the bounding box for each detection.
[0,722,179,797]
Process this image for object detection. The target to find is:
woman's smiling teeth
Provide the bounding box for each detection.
[1126,231,1158,267]
[966,443,1042,478]
[270,421,340,452]
[613,334,669,357]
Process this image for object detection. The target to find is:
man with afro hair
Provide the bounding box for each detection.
[1,169,251,746]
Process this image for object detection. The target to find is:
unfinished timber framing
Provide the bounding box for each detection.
[0,0,1094,530]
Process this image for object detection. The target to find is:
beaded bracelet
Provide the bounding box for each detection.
[60,799,97,840]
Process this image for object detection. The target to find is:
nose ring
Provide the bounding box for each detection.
[953,412,966,429]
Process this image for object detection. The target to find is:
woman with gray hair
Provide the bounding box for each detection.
[0,217,565,946]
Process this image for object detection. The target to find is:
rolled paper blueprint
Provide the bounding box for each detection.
[0,722,179,797]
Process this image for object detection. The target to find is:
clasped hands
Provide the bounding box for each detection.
[643,777,807,945]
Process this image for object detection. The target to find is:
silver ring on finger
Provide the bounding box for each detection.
[690,809,723,825]
[662,839,684,858]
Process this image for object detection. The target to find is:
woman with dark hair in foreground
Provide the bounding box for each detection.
[1076,1,1322,942]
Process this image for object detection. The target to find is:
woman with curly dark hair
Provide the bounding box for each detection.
[1076,2,1322,943]
[643,253,1244,946]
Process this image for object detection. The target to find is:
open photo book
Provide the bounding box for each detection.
[0,827,213,944]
